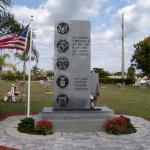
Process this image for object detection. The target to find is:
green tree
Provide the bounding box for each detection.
[0,0,12,11]
[0,12,21,36]
[31,65,43,80]
[114,72,125,76]
[93,68,111,78]
[131,36,150,76]
[0,0,21,36]
[31,65,43,74]
[14,28,39,73]
[14,46,39,80]
[0,54,16,72]
[46,70,54,78]
[127,66,136,85]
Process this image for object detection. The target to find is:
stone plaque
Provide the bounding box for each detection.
[54,20,91,109]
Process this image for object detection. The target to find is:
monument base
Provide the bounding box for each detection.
[37,107,114,132]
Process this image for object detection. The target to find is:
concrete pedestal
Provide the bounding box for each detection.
[37,107,114,132]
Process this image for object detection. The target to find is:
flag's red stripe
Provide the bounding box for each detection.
[0,43,24,49]
[17,37,26,42]
[0,41,25,46]
[0,43,25,49]
[0,25,29,51]
[0,43,24,48]
[0,36,18,42]
[0,37,25,43]
[0,45,25,51]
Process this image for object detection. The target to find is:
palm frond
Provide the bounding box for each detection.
[5,63,16,72]
[32,41,39,63]
[2,53,10,59]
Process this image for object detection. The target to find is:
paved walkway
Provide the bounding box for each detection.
[0,115,150,150]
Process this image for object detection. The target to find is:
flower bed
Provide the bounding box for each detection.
[17,118,53,136]
[36,119,53,135]
[104,115,137,135]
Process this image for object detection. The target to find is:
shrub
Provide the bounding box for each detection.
[36,119,53,135]
[1,72,28,81]
[104,116,136,135]
[100,78,134,85]
[17,117,35,133]
[37,76,47,81]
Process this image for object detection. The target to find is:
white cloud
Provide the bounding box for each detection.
[117,0,150,35]
[10,0,150,73]
[91,0,150,72]
[11,0,101,71]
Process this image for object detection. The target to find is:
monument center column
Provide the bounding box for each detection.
[54,20,91,109]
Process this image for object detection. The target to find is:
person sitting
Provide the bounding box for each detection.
[4,92,11,102]
[3,84,20,102]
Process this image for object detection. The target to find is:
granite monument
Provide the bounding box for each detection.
[54,21,91,109]
[40,20,114,132]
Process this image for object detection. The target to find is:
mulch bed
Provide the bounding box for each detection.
[0,112,38,121]
[145,119,150,121]
[0,146,19,150]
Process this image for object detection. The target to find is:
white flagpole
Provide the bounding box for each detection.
[27,15,33,118]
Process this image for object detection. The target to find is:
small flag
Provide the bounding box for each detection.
[0,25,29,51]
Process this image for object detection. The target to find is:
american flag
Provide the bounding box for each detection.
[0,24,29,51]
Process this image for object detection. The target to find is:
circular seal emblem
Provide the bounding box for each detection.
[57,22,69,34]
[56,94,69,107]
[57,57,69,70]
[56,75,69,88]
[57,40,69,52]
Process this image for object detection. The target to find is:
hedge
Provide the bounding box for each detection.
[1,74,28,81]
[1,74,46,81]
[100,78,135,85]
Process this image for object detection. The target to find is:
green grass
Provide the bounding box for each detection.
[0,81,150,118]
[100,84,150,118]
[0,81,53,113]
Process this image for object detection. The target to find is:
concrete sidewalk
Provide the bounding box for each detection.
[0,115,150,150]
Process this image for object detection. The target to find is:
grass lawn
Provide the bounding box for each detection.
[0,81,53,113]
[0,81,150,118]
[100,84,150,119]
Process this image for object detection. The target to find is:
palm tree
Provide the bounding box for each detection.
[0,54,16,73]
[14,41,39,81]
[0,12,21,36]
[0,0,12,11]
[0,0,21,36]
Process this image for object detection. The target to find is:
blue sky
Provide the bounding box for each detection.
[10,0,150,73]
[14,0,46,9]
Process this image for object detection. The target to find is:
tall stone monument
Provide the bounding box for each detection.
[54,21,91,109]
[40,20,114,132]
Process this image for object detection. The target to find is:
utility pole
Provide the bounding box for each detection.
[121,13,125,85]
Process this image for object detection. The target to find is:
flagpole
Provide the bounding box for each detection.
[27,15,33,118]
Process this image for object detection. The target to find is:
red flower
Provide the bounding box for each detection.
[104,115,134,135]
[36,119,53,129]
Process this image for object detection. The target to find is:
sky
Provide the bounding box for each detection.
[9,0,150,73]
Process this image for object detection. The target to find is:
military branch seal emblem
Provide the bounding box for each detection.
[57,40,69,52]
[57,23,69,34]
[56,75,69,88]
[56,94,69,107]
[57,57,69,70]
